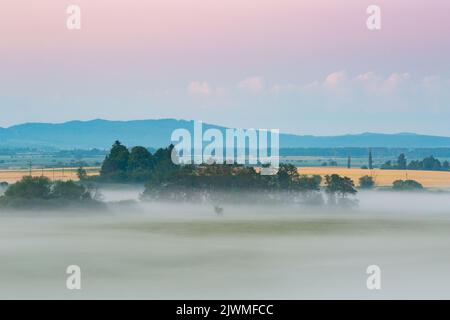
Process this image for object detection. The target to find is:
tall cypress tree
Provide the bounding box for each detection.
[368,149,373,170]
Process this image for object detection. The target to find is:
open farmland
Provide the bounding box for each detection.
[299,167,450,188]
[0,167,100,183]
[1,166,450,189]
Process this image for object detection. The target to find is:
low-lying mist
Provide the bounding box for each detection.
[99,185,450,218]
[1,185,450,299]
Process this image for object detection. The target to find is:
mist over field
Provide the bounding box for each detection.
[2,0,450,304]
[1,186,450,299]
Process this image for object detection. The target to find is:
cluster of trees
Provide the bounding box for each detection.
[142,163,358,205]
[0,176,101,209]
[359,175,375,189]
[381,154,450,171]
[96,141,429,205]
[143,163,323,199]
[98,141,176,182]
[321,160,338,167]
[324,174,357,206]
[392,180,424,191]
[90,141,441,202]
[279,147,450,158]
[96,142,360,205]
[357,175,423,191]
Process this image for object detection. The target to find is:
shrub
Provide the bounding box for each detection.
[324,174,357,198]
[0,176,100,209]
[359,175,375,189]
[392,180,423,191]
[4,176,52,199]
[52,180,92,200]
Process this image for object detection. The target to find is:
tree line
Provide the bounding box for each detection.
[97,141,428,197]
[0,142,429,210]
[0,176,102,209]
[93,141,360,205]
[381,154,450,171]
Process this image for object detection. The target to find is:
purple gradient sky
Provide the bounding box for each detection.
[1,0,450,135]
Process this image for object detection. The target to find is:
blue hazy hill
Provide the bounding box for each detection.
[1,119,450,149]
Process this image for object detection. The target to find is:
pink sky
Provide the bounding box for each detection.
[2,0,449,76]
[1,0,450,134]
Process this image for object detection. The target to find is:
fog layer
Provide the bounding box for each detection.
[1,187,450,299]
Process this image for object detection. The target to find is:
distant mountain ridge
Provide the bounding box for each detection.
[1,119,450,149]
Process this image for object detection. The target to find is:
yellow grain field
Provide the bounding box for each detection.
[298,167,450,188]
[0,168,100,184]
[2,166,450,189]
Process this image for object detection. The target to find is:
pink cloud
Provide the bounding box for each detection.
[187,81,211,97]
[384,72,411,91]
[324,71,347,89]
[237,77,264,94]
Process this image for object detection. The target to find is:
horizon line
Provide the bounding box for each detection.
[1,118,449,138]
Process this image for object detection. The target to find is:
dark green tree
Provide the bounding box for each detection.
[397,154,407,170]
[4,176,52,199]
[368,149,373,169]
[297,175,322,192]
[128,146,154,181]
[152,144,178,177]
[277,164,299,190]
[77,166,87,180]
[324,174,357,206]
[407,160,421,170]
[325,174,357,198]
[443,161,450,171]
[100,141,130,180]
[52,180,91,200]
[381,160,393,169]
[422,156,441,171]
[359,175,375,189]
[392,180,423,191]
